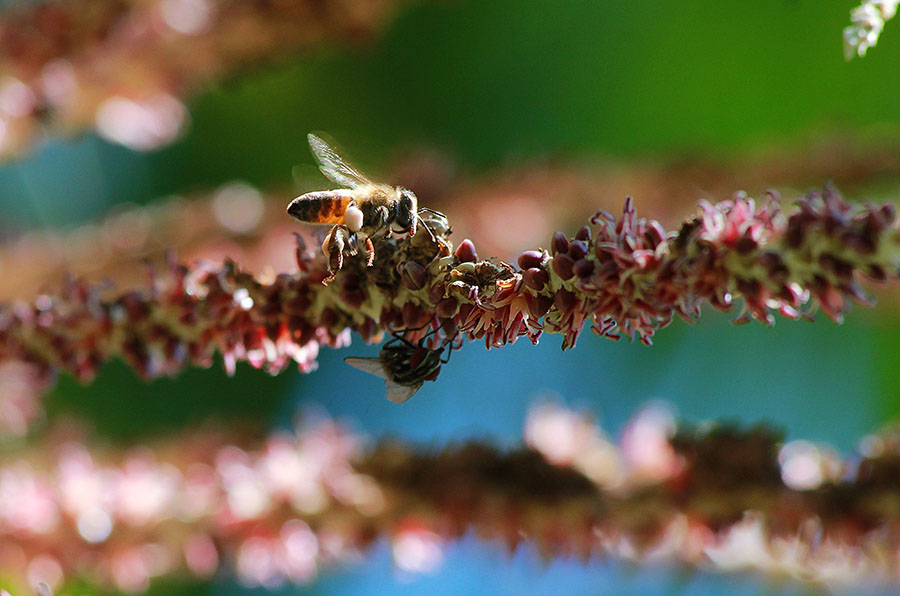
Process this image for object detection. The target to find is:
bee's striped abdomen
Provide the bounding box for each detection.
[287,191,353,225]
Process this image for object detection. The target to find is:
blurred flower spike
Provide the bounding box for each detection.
[5,404,900,591]
[844,0,899,59]
[0,0,407,156]
[0,185,898,418]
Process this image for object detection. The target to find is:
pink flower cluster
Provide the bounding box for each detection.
[529,186,897,347]
[0,252,341,386]
[1,417,376,593]
[0,0,403,156]
[403,185,899,354]
[0,187,897,423]
[4,404,900,592]
[0,361,50,437]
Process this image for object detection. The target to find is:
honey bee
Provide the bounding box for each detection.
[287,134,420,284]
[345,329,460,403]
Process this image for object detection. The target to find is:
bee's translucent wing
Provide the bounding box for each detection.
[308,133,373,188]
[345,357,388,379]
[384,379,422,404]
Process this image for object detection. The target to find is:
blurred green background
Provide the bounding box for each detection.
[4,0,900,594]
[6,0,900,229]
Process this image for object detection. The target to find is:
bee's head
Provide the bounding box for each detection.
[392,189,418,235]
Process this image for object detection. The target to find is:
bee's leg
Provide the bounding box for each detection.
[347,232,360,256]
[326,250,344,285]
[364,236,376,267]
[321,226,346,285]
[321,228,335,269]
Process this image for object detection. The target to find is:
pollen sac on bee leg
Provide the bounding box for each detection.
[321,225,357,284]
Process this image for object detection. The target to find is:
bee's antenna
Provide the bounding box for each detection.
[415,212,439,244]
[417,207,444,217]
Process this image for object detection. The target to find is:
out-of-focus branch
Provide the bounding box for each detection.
[5,132,900,302]
[0,182,297,302]
[0,0,408,156]
[2,403,900,593]
[844,0,899,59]
[0,186,897,434]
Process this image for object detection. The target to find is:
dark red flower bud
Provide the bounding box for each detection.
[568,240,588,261]
[524,267,550,290]
[358,317,377,342]
[757,251,787,279]
[179,309,197,326]
[340,272,361,291]
[786,212,813,248]
[644,221,667,249]
[552,254,575,280]
[818,253,854,281]
[867,264,887,281]
[554,289,575,313]
[735,236,757,255]
[880,203,896,225]
[428,283,445,304]
[527,294,553,318]
[381,307,402,327]
[402,302,425,328]
[457,303,475,325]
[440,317,459,337]
[122,337,149,377]
[288,316,309,341]
[575,225,591,242]
[435,298,459,318]
[736,278,762,300]
[319,308,337,328]
[455,239,478,263]
[551,232,569,255]
[243,329,264,351]
[401,261,427,290]
[340,289,366,309]
[518,250,545,270]
[118,292,149,321]
[573,258,595,279]
[284,293,311,315]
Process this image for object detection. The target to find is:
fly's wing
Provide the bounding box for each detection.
[344,357,388,378]
[344,357,421,403]
[384,379,422,404]
[308,133,373,188]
